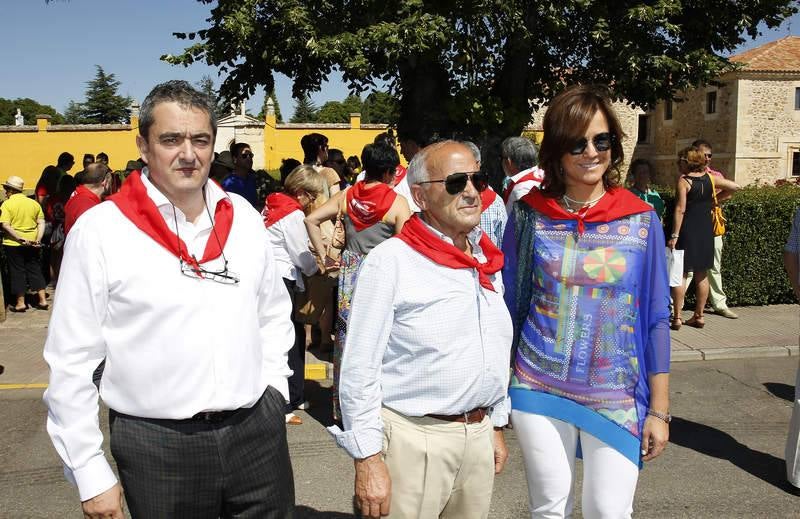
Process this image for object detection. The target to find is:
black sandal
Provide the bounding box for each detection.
[9,306,26,313]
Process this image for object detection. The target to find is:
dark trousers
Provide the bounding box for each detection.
[283,278,306,412]
[4,245,46,296]
[109,387,295,519]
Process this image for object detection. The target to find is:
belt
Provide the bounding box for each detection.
[188,409,240,423]
[426,407,488,424]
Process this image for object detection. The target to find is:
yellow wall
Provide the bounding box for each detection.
[263,113,392,171]
[0,116,141,189]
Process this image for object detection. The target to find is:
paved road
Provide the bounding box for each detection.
[1,357,798,518]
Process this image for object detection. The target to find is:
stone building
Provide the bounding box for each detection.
[633,36,800,186]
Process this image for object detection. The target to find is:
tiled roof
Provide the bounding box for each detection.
[730,36,800,72]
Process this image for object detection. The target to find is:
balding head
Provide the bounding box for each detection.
[409,140,485,242]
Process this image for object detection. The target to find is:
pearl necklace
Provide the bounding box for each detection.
[562,190,606,213]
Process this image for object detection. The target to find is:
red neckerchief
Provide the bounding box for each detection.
[480,188,498,213]
[394,165,407,184]
[521,187,652,235]
[396,214,504,292]
[264,192,303,228]
[71,184,101,204]
[502,170,539,203]
[108,171,233,275]
[346,181,397,231]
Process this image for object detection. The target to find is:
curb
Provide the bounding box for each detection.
[672,344,799,362]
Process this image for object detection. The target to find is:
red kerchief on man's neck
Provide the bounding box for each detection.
[480,188,497,213]
[521,187,653,234]
[396,214,504,292]
[108,171,233,273]
[346,181,397,231]
[264,192,303,228]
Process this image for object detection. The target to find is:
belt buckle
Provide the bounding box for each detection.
[464,410,474,424]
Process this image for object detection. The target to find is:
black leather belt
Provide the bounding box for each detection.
[188,409,240,423]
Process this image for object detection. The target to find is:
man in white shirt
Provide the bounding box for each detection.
[43,80,295,519]
[501,136,544,214]
[332,140,512,518]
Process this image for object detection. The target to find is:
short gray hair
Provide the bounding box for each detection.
[460,141,481,164]
[407,140,469,186]
[139,80,217,140]
[501,136,538,170]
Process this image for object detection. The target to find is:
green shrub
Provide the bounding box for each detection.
[659,184,800,306]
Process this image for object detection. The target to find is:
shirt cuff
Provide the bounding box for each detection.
[327,424,383,459]
[490,396,510,428]
[70,454,118,501]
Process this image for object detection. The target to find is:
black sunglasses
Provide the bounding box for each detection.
[418,171,488,195]
[569,132,614,155]
[240,152,254,159]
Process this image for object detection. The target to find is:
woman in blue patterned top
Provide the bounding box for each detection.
[502,85,671,518]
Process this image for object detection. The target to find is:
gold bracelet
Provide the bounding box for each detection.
[647,409,672,423]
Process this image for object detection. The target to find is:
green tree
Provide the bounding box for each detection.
[0,98,64,125]
[62,100,87,124]
[80,65,133,124]
[317,95,364,123]
[165,0,797,141]
[290,96,317,123]
[362,91,399,124]
[257,89,283,122]
[195,75,229,119]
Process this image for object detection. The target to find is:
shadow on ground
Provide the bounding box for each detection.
[295,505,355,518]
[303,379,336,427]
[670,416,798,495]
[764,382,795,402]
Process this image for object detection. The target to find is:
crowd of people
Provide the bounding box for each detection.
[0,78,789,518]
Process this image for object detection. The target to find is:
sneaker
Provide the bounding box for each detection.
[714,308,738,319]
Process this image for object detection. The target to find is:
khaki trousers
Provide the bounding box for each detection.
[707,235,729,311]
[381,407,496,519]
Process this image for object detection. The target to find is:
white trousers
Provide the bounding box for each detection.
[513,410,640,519]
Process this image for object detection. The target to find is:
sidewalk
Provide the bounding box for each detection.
[1,304,798,386]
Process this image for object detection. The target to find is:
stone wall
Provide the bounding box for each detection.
[735,75,800,184]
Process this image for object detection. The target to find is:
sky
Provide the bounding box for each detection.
[0,0,798,120]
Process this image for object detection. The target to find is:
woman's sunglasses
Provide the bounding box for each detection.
[418,171,489,195]
[569,132,614,155]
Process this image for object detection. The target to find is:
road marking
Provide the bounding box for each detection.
[0,383,48,390]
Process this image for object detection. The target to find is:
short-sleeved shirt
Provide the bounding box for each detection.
[0,193,44,246]
[628,187,665,220]
[221,172,259,208]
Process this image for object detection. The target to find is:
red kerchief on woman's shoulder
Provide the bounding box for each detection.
[346,181,397,231]
[396,214,504,292]
[264,192,303,228]
[521,187,653,234]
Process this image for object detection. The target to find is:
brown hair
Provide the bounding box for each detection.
[678,146,705,173]
[539,84,625,198]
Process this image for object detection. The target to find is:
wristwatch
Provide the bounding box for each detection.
[670,233,679,239]
[647,409,672,423]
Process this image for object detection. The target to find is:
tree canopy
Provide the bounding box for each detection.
[290,96,318,123]
[0,98,64,125]
[196,75,231,119]
[66,66,133,124]
[165,0,797,140]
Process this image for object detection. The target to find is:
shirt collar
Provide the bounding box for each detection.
[141,167,227,228]
[418,215,486,262]
[511,166,540,182]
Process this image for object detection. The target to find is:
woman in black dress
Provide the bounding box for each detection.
[668,146,739,329]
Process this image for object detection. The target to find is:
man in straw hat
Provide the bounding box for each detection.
[0,175,48,311]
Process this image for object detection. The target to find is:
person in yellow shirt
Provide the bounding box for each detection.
[0,176,48,311]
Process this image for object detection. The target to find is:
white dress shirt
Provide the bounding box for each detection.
[43,171,294,501]
[505,166,545,214]
[330,222,513,459]
[265,209,319,287]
